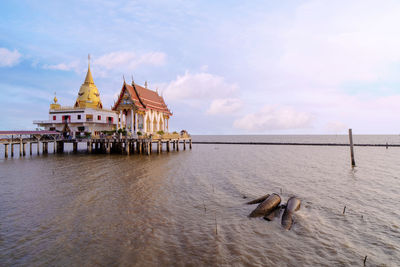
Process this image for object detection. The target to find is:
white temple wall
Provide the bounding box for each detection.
[48,108,117,124]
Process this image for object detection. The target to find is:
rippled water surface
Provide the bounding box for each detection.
[1,135,399,266]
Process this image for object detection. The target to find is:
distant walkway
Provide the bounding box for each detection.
[191,141,399,147]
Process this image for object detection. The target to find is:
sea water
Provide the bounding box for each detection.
[0,135,399,266]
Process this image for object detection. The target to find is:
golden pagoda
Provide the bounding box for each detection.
[34,55,118,138]
[74,55,103,109]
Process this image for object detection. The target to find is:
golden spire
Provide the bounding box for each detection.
[74,54,103,109]
[84,54,94,84]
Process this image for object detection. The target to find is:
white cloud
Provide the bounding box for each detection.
[279,0,400,85]
[163,71,239,101]
[42,51,166,76]
[43,61,81,72]
[234,105,313,131]
[206,98,243,115]
[0,48,22,67]
[94,51,166,72]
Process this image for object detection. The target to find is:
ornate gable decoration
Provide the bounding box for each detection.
[121,91,133,105]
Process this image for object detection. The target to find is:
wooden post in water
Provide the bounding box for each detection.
[11,143,14,157]
[29,142,32,155]
[106,141,111,154]
[53,141,56,154]
[19,138,23,157]
[4,144,8,158]
[88,141,92,153]
[176,139,180,151]
[73,142,78,153]
[59,141,65,153]
[22,143,26,156]
[101,141,106,153]
[37,142,40,155]
[349,129,356,167]
[126,141,130,155]
[190,139,192,149]
[147,141,151,155]
[183,139,186,150]
[166,140,170,152]
[173,140,176,150]
[157,141,161,154]
[43,142,48,154]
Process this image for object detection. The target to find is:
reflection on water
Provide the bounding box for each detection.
[0,136,399,266]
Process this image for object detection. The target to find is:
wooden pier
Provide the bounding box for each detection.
[0,131,192,158]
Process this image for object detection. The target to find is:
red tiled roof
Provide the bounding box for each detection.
[113,82,172,115]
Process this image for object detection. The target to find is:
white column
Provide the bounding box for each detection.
[135,112,138,134]
[122,112,125,129]
[143,114,147,133]
[124,112,127,129]
[130,109,134,134]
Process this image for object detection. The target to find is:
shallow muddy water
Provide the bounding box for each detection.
[1,135,399,266]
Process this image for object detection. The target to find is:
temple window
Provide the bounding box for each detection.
[53,115,56,120]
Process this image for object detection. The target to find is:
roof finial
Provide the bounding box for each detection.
[145,81,148,88]
[131,75,134,85]
[53,91,58,103]
[123,75,126,84]
[83,54,94,84]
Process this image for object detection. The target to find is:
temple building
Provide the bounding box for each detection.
[112,80,172,135]
[34,58,118,137]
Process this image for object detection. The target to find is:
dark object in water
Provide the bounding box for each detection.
[246,194,270,205]
[264,204,285,221]
[281,197,301,230]
[249,193,281,217]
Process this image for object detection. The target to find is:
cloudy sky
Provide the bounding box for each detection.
[1,0,400,134]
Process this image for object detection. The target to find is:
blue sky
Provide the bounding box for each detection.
[2,0,400,134]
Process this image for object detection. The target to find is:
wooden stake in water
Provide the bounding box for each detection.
[215,213,218,235]
[363,255,367,266]
[349,129,356,167]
